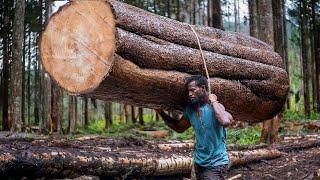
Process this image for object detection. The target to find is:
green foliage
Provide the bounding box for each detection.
[77,114,263,146]
[227,126,261,145]
[169,127,195,140]
[284,109,319,121]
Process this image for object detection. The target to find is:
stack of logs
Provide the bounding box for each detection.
[40,0,289,122]
[0,135,282,178]
[1,134,320,178]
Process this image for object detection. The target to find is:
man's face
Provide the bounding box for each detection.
[187,81,207,105]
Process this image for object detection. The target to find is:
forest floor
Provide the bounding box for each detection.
[226,144,320,180]
[0,131,320,180]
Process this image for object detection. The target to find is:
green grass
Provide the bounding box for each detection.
[284,109,319,121]
[76,115,263,145]
[227,125,261,145]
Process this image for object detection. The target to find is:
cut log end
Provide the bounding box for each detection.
[40,0,116,94]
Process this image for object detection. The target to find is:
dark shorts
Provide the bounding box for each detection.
[194,163,229,180]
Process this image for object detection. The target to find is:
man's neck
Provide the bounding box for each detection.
[191,101,208,109]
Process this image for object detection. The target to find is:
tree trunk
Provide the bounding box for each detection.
[34,0,43,126]
[39,0,46,133]
[208,0,223,29]
[27,29,31,126]
[22,24,26,131]
[42,0,53,133]
[249,0,258,37]
[166,0,171,18]
[258,0,279,144]
[83,97,89,129]
[260,114,281,143]
[1,5,10,131]
[192,0,196,24]
[258,0,274,46]
[234,0,241,32]
[40,0,289,123]
[68,96,76,134]
[9,0,25,132]
[312,0,320,113]
[155,110,160,121]
[262,0,287,144]
[300,0,311,117]
[283,0,290,109]
[42,75,51,133]
[310,8,317,112]
[34,41,40,125]
[138,107,144,125]
[120,104,126,124]
[74,97,78,127]
[51,81,63,133]
[104,101,112,129]
[176,0,180,21]
[131,105,136,123]
[124,104,130,122]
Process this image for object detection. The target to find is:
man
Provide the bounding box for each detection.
[156,75,234,180]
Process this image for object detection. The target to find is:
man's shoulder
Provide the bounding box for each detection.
[183,104,194,114]
[183,104,193,120]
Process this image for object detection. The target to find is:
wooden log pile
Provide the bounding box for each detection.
[1,134,320,178]
[0,136,282,178]
[40,0,289,122]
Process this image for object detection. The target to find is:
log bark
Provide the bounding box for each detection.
[40,0,289,122]
[0,137,282,178]
[275,139,320,152]
[89,56,286,122]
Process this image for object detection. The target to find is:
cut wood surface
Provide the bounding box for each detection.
[40,0,289,122]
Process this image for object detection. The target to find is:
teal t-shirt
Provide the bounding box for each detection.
[183,103,229,168]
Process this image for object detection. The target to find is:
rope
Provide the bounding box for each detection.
[188,24,211,94]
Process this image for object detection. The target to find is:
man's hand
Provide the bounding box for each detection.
[209,94,234,126]
[154,108,191,133]
[209,94,218,103]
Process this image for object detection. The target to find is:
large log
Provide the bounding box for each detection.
[40,0,289,122]
[89,56,286,122]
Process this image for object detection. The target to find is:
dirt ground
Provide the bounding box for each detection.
[226,146,320,180]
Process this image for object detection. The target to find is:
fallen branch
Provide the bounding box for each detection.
[275,139,320,152]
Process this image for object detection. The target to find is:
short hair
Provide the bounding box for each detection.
[185,75,209,91]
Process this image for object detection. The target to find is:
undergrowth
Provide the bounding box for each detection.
[76,115,263,145]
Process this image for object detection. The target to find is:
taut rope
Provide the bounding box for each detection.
[188,24,211,94]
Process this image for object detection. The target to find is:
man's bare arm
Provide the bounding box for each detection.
[156,110,191,133]
[209,94,234,126]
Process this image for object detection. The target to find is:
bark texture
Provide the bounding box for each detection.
[89,56,286,122]
[0,137,282,178]
[9,0,26,132]
[40,0,289,122]
[208,0,223,29]
[300,0,311,117]
[51,81,63,133]
[68,96,76,134]
[1,9,10,131]
[249,0,258,38]
[315,6,320,113]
